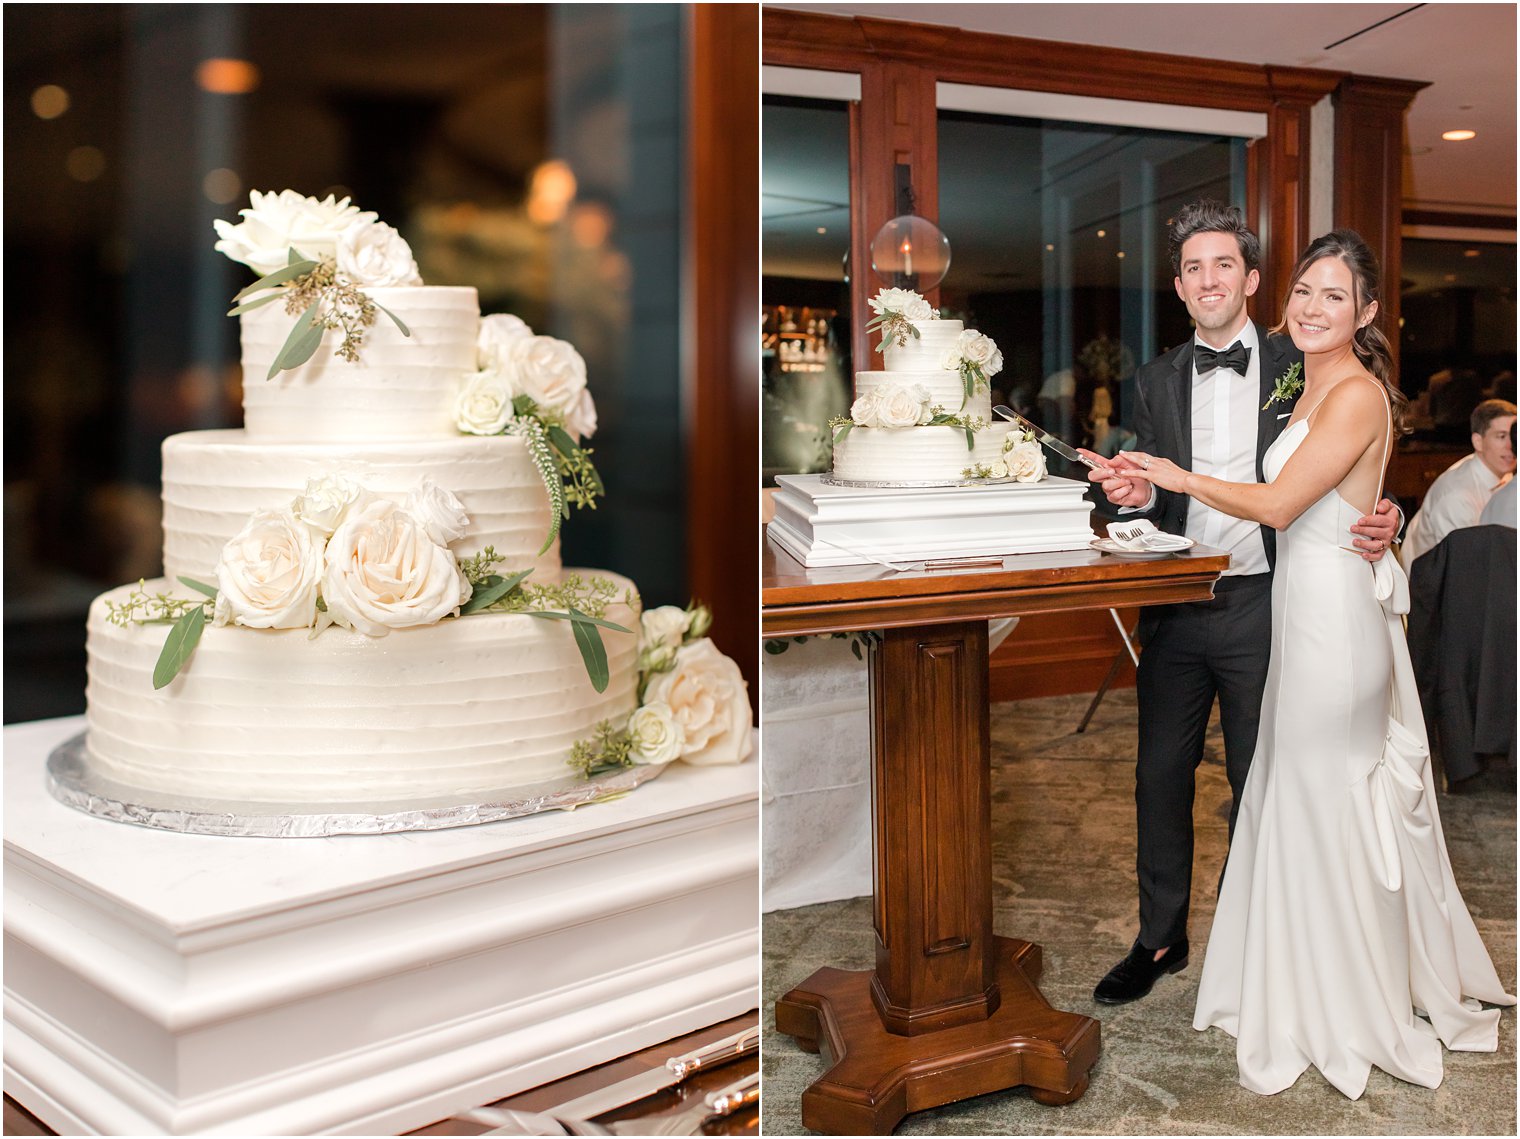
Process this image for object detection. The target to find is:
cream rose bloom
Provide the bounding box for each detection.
[850,388,884,426]
[628,702,686,765]
[561,388,598,441]
[336,220,422,288]
[1005,439,1047,483]
[868,287,912,316]
[642,638,753,766]
[292,474,369,537]
[321,499,471,637]
[477,313,534,372]
[640,605,690,655]
[405,477,470,546]
[989,459,1011,480]
[877,383,933,428]
[512,335,588,418]
[214,508,323,629]
[901,293,935,322]
[957,330,1003,377]
[213,190,376,275]
[456,369,517,435]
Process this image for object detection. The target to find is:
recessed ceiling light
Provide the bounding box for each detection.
[1045,243,1055,252]
[1442,129,1477,141]
[1465,249,1481,258]
[1116,251,1126,259]
[1096,228,1107,238]
[816,227,826,235]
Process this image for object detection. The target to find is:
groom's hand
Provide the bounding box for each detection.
[1348,497,1401,563]
[1080,447,1152,509]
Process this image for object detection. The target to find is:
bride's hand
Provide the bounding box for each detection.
[1117,451,1188,493]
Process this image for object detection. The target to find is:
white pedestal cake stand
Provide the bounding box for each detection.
[3,716,759,1136]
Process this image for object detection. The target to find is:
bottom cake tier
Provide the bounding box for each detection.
[831,422,1015,485]
[84,571,640,804]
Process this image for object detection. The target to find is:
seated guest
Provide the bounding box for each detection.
[1479,420,1518,528]
[1404,399,1517,564]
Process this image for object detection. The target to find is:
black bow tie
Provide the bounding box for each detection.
[1195,341,1251,374]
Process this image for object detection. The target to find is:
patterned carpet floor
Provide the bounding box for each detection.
[761,689,1517,1135]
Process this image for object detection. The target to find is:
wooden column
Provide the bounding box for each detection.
[1333,75,1428,381]
[687,4,759,693]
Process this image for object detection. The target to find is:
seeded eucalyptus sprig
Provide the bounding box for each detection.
[567,719,636,778]
[926,407,988,451]
[105,577,219,689]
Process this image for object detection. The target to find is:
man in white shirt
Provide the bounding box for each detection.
[1078,202,1401,1005]
[1404,399,1516,561]
[1478,421,1516,528]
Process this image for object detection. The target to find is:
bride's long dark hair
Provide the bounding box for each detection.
[1271,229,1410,435]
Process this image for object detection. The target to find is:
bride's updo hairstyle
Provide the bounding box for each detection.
[1273,229,1410,434]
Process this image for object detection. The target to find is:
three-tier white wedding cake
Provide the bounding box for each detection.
[81,191,750,808]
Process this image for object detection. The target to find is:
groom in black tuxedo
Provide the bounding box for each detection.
[1079,201,1401,1004]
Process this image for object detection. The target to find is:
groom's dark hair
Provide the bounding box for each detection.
[1168,200,1262,277]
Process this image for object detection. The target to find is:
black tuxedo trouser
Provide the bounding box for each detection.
[1134,572,1273,951]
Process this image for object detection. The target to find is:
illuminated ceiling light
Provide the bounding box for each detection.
[203,167,242,204]
[65,145,106,182]
[1464,249,1481,258]
[1096,228,1107,238]
[1441,129,1477,141]
[1045,243,1055,252]
[527,159,577,226]
[816,227,827,235]
[31,85,69,119]
[197,58,261,95]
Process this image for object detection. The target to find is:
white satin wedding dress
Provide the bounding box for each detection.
[1192,382,1515,1098]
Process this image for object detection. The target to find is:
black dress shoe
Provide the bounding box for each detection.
[1092,937,1189,1004]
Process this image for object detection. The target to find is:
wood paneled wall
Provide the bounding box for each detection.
[689,4,759,694]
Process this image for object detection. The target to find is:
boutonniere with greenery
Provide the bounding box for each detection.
[1262,361,1304,410]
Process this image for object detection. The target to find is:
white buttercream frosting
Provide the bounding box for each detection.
[881,319,963,372]
[833,421,1014,483]
[854,370,992,421]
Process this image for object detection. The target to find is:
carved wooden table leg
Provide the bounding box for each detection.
[775,621,1100,1135]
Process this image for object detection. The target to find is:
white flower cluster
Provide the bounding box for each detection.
[456,314,598,441]
[943,329,1004,379]
[851,382,934,428]
[988,431,1046,483]
[626,604,752,767]
[213,475,471,636]
[213,189,423,287]
[868,287,937,322]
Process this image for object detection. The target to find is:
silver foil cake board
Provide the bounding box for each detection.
[4,715,759,1136]
[768,472,1096,568]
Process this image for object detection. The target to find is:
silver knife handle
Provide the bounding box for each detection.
[704,1072,760,1116]
[665,1026,759,1080]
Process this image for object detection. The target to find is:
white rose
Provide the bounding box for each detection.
[512,335,588,417]
[989,459,1010,480]
[902,294,935,322]
[955,330,1003,378]
[1005,439,1047,483]
[292,474,369,537]
[405,476,470,546]
[562,388,598,441]
[214,507,323,629]
[477,313,534,372]
[850,388,885,427]
[212,190,376,276]
[336,220,422,287]
[627,702,686,765]
[640,605,691,655]
[942,347,966,372]
[868,287,910,316]
[643,638,753,766]
[456,369,517,435]
[877,383,933,428]
[321,499,471,637]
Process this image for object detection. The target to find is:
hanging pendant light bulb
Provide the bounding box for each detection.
[871,214,950,291]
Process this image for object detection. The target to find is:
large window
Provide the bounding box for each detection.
[937,109,1244,473]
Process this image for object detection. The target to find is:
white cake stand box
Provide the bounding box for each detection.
[767,473,1096,568]
[3,717,759,1136]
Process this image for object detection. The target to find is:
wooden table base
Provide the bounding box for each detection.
[776,937,1100,1135]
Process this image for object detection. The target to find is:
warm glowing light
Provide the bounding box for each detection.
[1116,251,1126,259]
[1464,249,1481,258]
[569,202,613,249]
[66,146,105,182]
[527,160,577,225]
[197,58,261,95]
[31,85,69,119]
[1444,273,1458,282]
[816,226,827,235]
[1441,129,1477,141]
[203,168,241,204]
[1045,243,1055,252]
[1096,228,1107,238]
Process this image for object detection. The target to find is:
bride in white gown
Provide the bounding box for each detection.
[1120,229,1514,1098]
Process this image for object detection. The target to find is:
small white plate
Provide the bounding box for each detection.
[1091,536,1196,557]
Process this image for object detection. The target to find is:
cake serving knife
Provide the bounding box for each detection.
[992,405,1107,470]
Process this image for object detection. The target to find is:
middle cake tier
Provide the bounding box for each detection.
[854,370,993,420]
[161,430,559,585]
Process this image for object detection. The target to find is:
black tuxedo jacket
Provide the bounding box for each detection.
[1121,322,1303,572]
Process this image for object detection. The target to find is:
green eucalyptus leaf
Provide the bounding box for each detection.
[526,609,632,635]
[529,608,612,692]
[232,257,319,301]
[547,424,578,458]
[461,568,532,614]
[153,606,206,690]
[964,425,975,450]
[177,576,218,599]
[373,301,411,337]
[226,292,285,317]
[832,421,854,446]
[267,303,325,380]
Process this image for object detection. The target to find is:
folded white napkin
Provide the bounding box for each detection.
[1105,520,1193,552]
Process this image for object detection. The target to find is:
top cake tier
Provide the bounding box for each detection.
[881,319,964,374]
[241,286,480,440]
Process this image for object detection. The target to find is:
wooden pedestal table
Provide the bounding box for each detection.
[763,537,1229,1135]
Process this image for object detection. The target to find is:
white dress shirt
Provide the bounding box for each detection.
[1478,475,1516,528]
[1405,453,1511,562]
